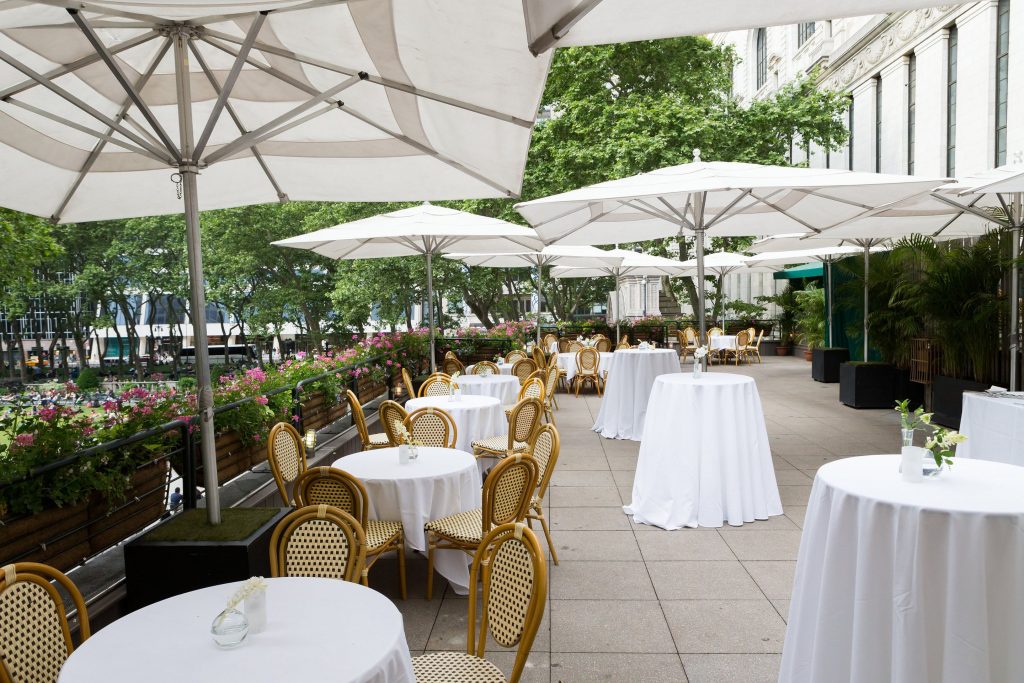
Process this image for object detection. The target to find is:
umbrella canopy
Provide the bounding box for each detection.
[522,0,953,54]
[516,156,945,343]
[0,1,549,524]
[676,251,776,331]
[444,245,625,344]
[273,203,544,370]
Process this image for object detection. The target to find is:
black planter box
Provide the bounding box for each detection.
[931,375,989,429]
[125,507,288,611]
[893,367,925,410]
[839,363,897,409]
[811,348,849,383]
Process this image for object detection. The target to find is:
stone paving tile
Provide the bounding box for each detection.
[546,529,642,562]
[784,505,808,528]
[635,528,736,561]
[777,484,813,506]
[550,506,632,531]
[550,561,656,600]
[771,599,792,623]
[550,600,676,653]
[681,654,783,682]
[647,561,762,600]
[772,469,814,485]
[662,599,787,653]
[550,469,617,487]
[721,529,803,561]
[551,653,688,682]
[742,560,797,600]
[548,485,622,507]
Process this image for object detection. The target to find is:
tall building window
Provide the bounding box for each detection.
[995,0,1010,166]
[875,76,883,173]
[848,98,855,171]
[756,28,767,89]
[947,26,958,176]
[907,53,916,174]
[798,22,816,47]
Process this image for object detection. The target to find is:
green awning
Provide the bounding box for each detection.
[773,262,823,280]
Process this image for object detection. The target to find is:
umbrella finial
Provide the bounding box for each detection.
[692,148,701,163]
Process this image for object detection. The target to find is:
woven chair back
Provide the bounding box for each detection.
[483,455,538,530]
[736,329,751,347]
[377,400,409,445]
[294,467,368,527]
[467,524,547,683]
[529,424,560,500]
[444,350,457,359]
[270,505,366,582]
[517,377,545,403]
[707,327,724,341]
[345,390,372,448]
[557,338,570,352]
[0,563,90,683]
[505,350,527,364]
[567,341,583,352]
[682,327,698,345]
[543,333,557,348]
[753,329,764,348]
[512,359,538,383]
[508,398,543,444]
[268,422,307,505]
[543,365,559,400]
[404,407,457,448]
[595,338,613,352]
[576,347,599,374]
[616,341,631,350]
[418,373,453,397]
[473,361,500,375]
[746,327,756,342]
[530,347,546,368]
[441,356,464,375]
[401,367,416,399]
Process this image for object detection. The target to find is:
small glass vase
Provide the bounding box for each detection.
[211,608,249,649]
[922,453,945,478]
[692,361,702,379]
[409,444,419,461]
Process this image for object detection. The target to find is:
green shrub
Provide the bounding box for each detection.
[76,367,100,391]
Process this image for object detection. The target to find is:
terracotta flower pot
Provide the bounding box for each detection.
[775,346,791,356]
[803,349,813,361]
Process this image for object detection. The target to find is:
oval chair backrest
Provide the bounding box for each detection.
[442,357,464,375]
[517,377,545,403]
[682,327,697,344]
[505,350,527,364]
[377,400,409,445]
[529,424,560,500]
[543,333,557,347]
[404,407,457,448]
[270,504,366,582]
[707,327,724,339]
[268,422,307,505]
[508,397,544,445]
[345,390,371,448]
[401,367,416,399]
[557,338,570,353]
[736,329,751,347]
[512,359,538,383]
[746,327,756,342]
[616,341,631,350]
[294,466,366,525]
[576,347,599,373]
[543,365,559,400]
[754,329,765,347]
[419,373,453,397]
[595,338,613,352]
[568,341,583,352]
[473,361,500,375]
[483,455,538,529]
[531,347,546,368]
[468,524,547,683]
[0,562,90,683]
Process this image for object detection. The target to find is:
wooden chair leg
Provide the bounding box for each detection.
[426,536,436,601]
[534,508,558,565]
[397,536,408,600]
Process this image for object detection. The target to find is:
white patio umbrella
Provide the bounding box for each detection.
[676,251,777,330]
[444,245,625,345]
[273,204,543,372]
[516,153,945,345]
[0,1,550,523]
[549,249,690,342]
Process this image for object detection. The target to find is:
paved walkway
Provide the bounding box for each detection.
[368,356,902,682]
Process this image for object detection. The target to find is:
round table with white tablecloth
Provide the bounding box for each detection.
[454,372,520,405]
[405,394,505,455]
[624,373,782,529]
[592,348,680,440]
[709,335,737,351]
[334,447,480,593]
[58,577,415,683]
[556,350,613,384]
[780,455,1024,683]
[465,362,515,376]
[956,391,1024,466]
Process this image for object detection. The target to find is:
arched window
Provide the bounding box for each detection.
[756,28,767,89]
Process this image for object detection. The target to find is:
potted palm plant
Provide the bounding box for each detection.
[794,284,825,361]
[760,286,798,356]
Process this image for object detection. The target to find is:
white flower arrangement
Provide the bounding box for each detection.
[924,427,966,468]
[693,345,709,360]
[227,577,267,610]
[396,424,423,447]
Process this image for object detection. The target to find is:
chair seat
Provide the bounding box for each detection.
[472,435,529,455]
[424,508,483,544]
[412,651,505,682]
[365,519,402,550]
[368,432,390,447]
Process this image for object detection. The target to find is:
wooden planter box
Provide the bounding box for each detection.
[812,348,849,383]
[86,457,170,555]
[0,501,91,572]
[931,374,989,429]
[205,431,264,484]
[300,391,348,432]
[355,376,387,404]
[839,363,897,409]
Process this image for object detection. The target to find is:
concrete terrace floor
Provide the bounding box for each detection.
[362,355,903,682]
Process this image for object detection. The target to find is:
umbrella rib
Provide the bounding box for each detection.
[657,196,694,229]
[620,199,677,223]
[703,189,755,229]
[21,0,165,24]
[189,42,288,201]
[929,194,990,236]
[528,0,605,55]
[188,0,352,26]
[0,30,158,101]
[746,191,822,234]
[541,204,623,244]
[193,12,268,160]
[69,9,182,162]
[330,238,377,260]
[201,29,534,128]
[787,187,876,210]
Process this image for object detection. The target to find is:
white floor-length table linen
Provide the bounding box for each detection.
[624,373,782,528]
[59,577,415,683]
[557,351,614,383]
[455,373,520,404]
[957,391,1024,466]
[592,349,681,440]
[465,362,515,375]
[709,335,737,351]
[405,394,505,455]
[780,454,1024,683]
[334,447,480,594]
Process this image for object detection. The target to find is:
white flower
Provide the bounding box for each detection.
[450,371,461,380]
[693,345,709,360]
[227,576,267,609]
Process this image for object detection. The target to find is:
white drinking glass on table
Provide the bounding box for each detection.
[592,348,681,440]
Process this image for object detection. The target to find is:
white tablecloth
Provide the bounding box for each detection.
[335,447,480,593]
[465,362,514,376]
[405,394,505,456]
[59,578,415,683]
[957,391,1024,466]
[455,373,520,405]
[710,335,737,351]
[557,351,614,383]
[780,455,1024,683]
[592,349,680,440]
[624,373,782,529]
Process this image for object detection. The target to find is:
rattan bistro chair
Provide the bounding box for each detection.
[677,327,698,360]
[0,562,91,683]
[727,329,752,366]
[378,400,409,446]
[573,347,603,396]
[413,523,547,683]
[473,398,543,461]
[542,364,559,421]
[505,349,527,364]
[418,373,454,397]
[294,467,406,599]
[346,390,389,451]
[269,504,366,582]
[268,422,308,505]
[401,367,416,399]
[557,338,570,353]
[750,329,765,363]
[530,346,546,369]
[404,407,458,448]
[595,337,613,353]
[511,358,537,384]
[524,424,560,565]
[472,361,501,375]
[442,356,464,376]
[423,455,539,600]
[706,326,725,364]
[503,377,545,418]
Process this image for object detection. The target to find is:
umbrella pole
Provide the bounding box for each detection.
[693,192,708,368]
[615,274,621,343]
[862,243,870,362]
[1011,193,1022,391]
[826,259,834,348]
[425,250,437,373]
[174,34,220,523]
[536,260,543,348]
